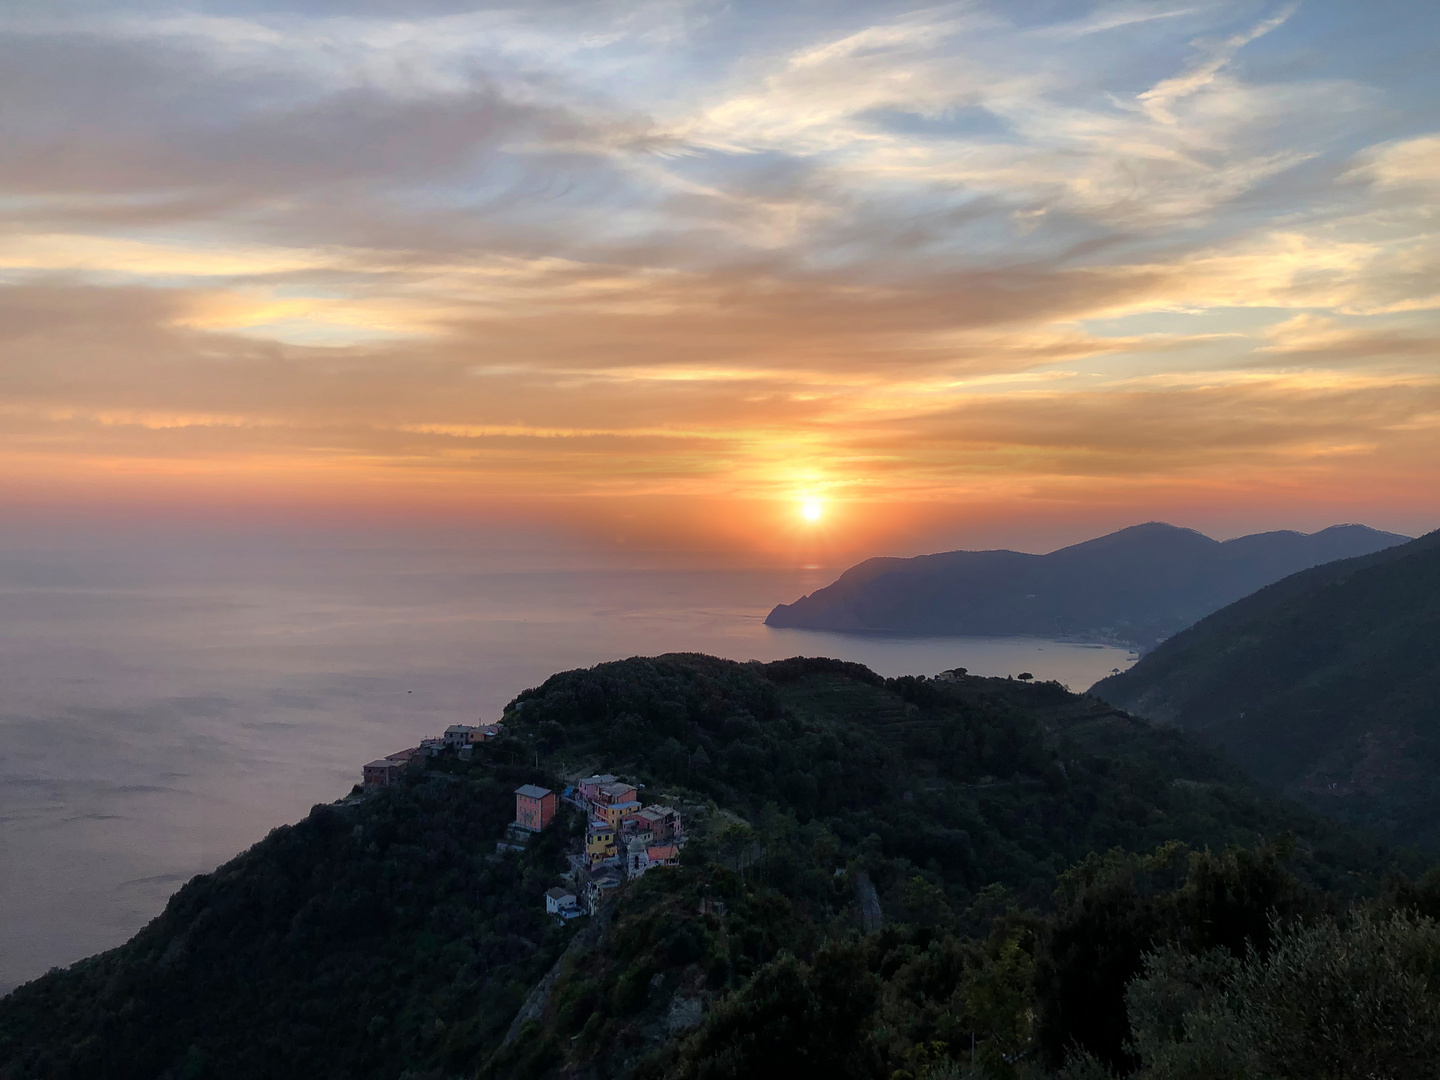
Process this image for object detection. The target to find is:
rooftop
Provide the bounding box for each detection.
[515,784,552,799]
[545,886,575,900]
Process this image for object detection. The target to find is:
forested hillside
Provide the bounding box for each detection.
[765,523,1407,645]
[1094,529,1440,848]
[2,654,1436,1080]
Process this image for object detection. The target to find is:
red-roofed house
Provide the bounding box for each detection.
[626,839,681,879]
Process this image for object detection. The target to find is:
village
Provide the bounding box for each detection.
[360,721,685,923]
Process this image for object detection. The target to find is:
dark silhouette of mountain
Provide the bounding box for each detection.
[1093,529,1440,848]
[765,522,1409,646]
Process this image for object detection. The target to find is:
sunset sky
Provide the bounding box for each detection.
[2,0,1437,557]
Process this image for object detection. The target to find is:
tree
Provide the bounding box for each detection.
[676,944,879,1080]
[1127,913,1440,1080]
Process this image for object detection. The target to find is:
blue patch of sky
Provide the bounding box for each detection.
[1236,0,1440,108]
[855,105,1014,140]
[1080,306,1308,339]
[659,146,820,196]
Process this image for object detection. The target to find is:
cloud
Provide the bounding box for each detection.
[1137,2,1299,124]
[0,1,1435,534]
[1256,313,1440,362]
[1348,134,1440,190]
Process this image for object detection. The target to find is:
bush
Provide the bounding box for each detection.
[1128,912,1440,1080]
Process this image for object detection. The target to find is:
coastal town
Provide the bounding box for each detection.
[361,721,685,922]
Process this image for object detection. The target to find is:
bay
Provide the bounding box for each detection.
[0,529,1134,992]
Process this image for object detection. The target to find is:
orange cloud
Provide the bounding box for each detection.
[0,4,1435,553]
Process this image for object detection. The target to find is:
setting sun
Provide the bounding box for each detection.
[801,498,824,522]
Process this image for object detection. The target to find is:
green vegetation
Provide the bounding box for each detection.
[1094,529,1440,848]
[1126,906,1440,1080]
[2,652,1436,1079]
[0,762,580,1080]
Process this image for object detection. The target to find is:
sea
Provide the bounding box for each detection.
[0,527,1135,993]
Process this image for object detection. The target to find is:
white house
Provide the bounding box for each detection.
[545,886,579,916]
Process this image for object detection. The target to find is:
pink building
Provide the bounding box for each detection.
[624,805,681,842]
[577,774,618,802]
[593,781,638,809]
[514,785,557,832]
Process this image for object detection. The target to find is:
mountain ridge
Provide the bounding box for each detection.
[1092,528,1440,847]
[765,522,1410,647]
[2,653,1422,1079]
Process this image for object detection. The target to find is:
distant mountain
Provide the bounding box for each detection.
[1093,529,1440,848]
[765,522,1410,647]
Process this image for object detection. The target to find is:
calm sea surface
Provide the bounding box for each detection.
[0,532,1135,991]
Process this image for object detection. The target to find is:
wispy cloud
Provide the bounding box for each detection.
[0,0,1435,542]
[1137,2,1299,123]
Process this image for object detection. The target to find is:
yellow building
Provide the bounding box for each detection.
[586,823,617,865]
[600,799,641,828]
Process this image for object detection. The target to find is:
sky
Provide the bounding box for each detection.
[1,0,1437,558]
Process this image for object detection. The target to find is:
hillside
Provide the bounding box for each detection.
[1093,529,1440,848]
[0,654,1431,1079]
[765,523,1408,647]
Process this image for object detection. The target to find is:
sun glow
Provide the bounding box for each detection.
[800,498,824,521]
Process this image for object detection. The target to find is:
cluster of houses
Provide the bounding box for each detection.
[361,722,502,787]
[505,773,685,919]
[358,721,683,922]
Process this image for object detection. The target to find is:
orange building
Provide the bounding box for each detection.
[514,785,557,832]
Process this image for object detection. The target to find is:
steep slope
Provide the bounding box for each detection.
[765,523,1408,646]
[1093,530,1440,847]
[0,655,1422,1080]
[0,763,580,1080]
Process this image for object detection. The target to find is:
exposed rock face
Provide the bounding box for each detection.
[666,992,705,1033]
[503,903,615,1046]
[854,870,883,934]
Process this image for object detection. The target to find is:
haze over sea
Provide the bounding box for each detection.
[0,526,1131,994]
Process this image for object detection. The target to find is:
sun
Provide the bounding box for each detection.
[800,498,823,522]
